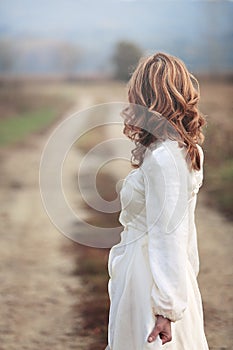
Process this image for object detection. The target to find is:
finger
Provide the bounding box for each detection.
[160,333,172,345]
[147,325,161,343]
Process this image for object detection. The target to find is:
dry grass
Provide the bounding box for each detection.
[72,244,110,348]
[199,78,233,219]
[71,121,123,349]
[72,169,121,348]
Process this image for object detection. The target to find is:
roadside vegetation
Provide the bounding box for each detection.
[0,80,76,147]
[199,78,233,220]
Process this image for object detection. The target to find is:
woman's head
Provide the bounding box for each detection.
[122,52,207,171]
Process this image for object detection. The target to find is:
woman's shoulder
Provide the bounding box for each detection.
[196,144,204,164]
[145,139,204,168]
[141,140,190,194]
[142,139,187,171]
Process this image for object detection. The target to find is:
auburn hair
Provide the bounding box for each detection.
[121,52,207,171]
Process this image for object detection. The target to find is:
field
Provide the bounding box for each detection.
[199,79,233,219]
[0,78,232,350]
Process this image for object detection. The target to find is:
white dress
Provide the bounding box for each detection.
[105,139,209,350]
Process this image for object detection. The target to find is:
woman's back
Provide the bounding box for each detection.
[106,52,209,350]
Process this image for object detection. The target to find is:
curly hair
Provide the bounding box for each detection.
[121,52,207,171]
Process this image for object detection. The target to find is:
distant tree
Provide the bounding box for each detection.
[112,41,143,81]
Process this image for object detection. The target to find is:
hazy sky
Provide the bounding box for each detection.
[0,0,232,74]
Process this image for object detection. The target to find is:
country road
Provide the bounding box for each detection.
[0,85,232,350]
[0,96,96,350]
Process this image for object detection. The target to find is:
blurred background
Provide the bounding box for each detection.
[0,1,232,349]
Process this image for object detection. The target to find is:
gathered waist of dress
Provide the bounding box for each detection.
[119,224,148,246]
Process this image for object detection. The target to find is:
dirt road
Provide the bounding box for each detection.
[0,85,232,350]
[197,192,233,349]
[0,97,95,350]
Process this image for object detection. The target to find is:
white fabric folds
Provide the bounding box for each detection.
[106,139,209,350]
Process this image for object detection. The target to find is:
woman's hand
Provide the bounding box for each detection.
[147,315,172,345]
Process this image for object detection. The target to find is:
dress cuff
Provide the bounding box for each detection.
[152,305,184,323]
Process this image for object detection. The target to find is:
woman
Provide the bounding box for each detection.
[105,52,209,349]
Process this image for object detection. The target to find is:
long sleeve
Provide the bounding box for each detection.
[142,142,189,322]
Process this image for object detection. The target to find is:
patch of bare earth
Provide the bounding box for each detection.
[197,192,233,350]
